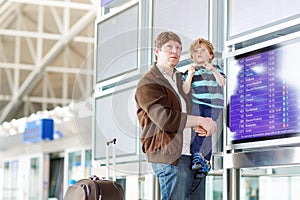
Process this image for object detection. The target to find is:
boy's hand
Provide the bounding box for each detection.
[204,62,213,71]
[188,65,196,77]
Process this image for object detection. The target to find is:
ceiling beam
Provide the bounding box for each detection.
[0,7,97,123]
[0,62,94,74]
[0,3,19,26]
[0,29,94,42]
[10,0,94,10]
[0,0,13,16]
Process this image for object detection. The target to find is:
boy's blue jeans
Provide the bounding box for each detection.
[151,155,206,200]
[191,103,220,160]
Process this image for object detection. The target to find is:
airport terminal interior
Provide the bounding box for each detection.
[1,0,300,199]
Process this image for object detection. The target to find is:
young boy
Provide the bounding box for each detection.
[182,38,226,177]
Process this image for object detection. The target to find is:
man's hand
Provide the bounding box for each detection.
[193,125,207,136]
[194,118,217,136]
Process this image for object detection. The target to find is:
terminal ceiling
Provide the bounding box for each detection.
[0,0,97,124]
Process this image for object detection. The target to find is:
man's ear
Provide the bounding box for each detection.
[154,47,159,56]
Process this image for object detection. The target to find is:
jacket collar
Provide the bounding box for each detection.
[150,63,178,81]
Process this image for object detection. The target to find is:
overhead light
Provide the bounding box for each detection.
[0,125,9,136]
[2,121,10,130]
[10,119,18,128]
[29,113,38,121]
[8,128,17,136]
[0,97,92,136]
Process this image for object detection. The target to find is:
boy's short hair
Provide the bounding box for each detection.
[189,38,215,61]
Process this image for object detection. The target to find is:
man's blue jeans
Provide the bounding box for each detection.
[152,155,206,200]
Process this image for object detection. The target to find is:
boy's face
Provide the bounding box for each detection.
[191,44,213,65]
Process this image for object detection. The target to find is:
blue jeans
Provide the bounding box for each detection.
[191,103,220,161]
[152,155,206,200]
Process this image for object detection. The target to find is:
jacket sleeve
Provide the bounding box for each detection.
[135,81,187,134]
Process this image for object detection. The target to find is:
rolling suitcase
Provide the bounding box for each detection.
[64,138,124,200]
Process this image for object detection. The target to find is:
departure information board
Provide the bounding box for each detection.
[228,42,300,144]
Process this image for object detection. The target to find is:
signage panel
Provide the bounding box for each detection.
[23,119,54,143]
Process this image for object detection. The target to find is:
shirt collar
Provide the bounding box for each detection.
[156,64,178,82]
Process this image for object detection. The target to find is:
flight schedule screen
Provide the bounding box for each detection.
[228,42,300,144]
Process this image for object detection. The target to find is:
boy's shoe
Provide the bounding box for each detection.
[194,172,206,179]
[194,161,211,179]
[191,153,207,171]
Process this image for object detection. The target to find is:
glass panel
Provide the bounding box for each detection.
[84,149,92,178]
[101,0,133,15]
[29,157,40,200]
[241,166,300,200]
[138,174,156,200]
[0,163,3,199]
[228,0,300,38]
[67,151,82,184]
[3,161,18,200]
[94,86,137,159]
[49,157,64,199]
[3,162,9,199]
[206,175,223,200]
[240,176,259,200]
[153,0,209,54]
[96,3,139,83]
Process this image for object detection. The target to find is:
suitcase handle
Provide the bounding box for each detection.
[106,138,116,145]
[89,175,100,181]
[106,138,117,181]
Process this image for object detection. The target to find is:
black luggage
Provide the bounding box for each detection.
[64,138,124,200]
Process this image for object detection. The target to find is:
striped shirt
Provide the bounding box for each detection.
[183,64,225,109]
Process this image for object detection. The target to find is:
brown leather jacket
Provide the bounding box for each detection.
[135,64,191,164]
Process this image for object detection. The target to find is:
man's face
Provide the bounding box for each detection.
[154,40,182,68]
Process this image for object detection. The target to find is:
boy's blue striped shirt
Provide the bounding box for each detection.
[182,64,225,108]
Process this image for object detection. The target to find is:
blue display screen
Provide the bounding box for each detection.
[228,41,300,144]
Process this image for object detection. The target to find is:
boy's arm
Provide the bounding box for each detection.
[211,67,226,86]
[182,66,195,94]
[205,63,226,86]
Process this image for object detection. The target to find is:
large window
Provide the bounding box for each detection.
[96,2,139,84]
[152,0,209,56]
[2,161,18,199]
[94,84,138,160]
[228,0,300,39]
[29,158,40,200]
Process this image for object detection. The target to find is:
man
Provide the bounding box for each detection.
[135,31,217,200]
